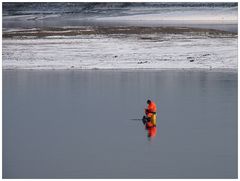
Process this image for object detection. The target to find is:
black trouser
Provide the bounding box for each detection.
[142,116,150,125]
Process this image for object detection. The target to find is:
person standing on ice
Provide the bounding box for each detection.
[142,99,157,140]
[142,99,157,127]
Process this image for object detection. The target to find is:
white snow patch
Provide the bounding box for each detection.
[2,34,237,70]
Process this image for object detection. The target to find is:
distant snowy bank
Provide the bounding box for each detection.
[2,3,237,71]
[2,27,237,70]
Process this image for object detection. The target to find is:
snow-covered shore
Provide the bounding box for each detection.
[2,3,237,71]
[3,31,237,70]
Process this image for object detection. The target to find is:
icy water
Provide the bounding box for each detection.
[3,3,238,33]
[3,70,237,178]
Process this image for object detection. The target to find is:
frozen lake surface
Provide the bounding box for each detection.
[3,3,237,32]
[3,70,237,178]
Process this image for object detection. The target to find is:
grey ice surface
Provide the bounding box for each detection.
[3,70,237,178]
[2,2,238,32]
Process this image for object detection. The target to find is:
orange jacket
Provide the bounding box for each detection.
[146,122,157,138]
[146,101,157,118]
[148,127,157,138]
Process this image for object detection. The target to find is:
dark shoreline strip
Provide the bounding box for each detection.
[3,26,237,38]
